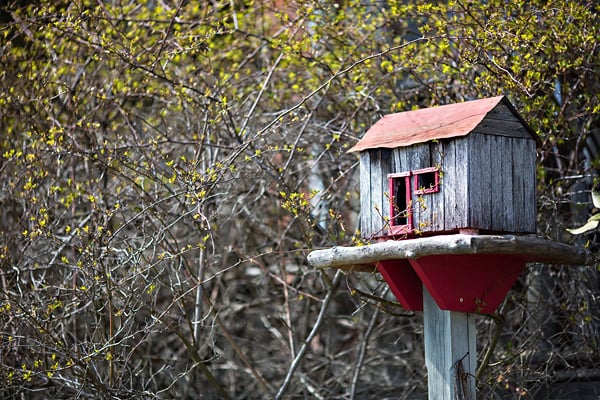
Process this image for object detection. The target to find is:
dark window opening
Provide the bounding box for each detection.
[414,167,440,194]
[417,172,436,191]
[392,177,409,226]
[388,173,412,234]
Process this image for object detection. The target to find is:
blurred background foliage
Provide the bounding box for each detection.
[0,0,598,398]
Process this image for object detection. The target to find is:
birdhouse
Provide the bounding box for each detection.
[349,96,541,239]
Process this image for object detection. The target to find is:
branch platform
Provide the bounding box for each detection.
[308,234,594,270]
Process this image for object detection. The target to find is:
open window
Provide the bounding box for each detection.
[388,167,440,235]
[413,167,440,194]
[388,172,412,235]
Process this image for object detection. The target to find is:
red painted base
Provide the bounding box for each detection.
[377,255,527,314]
[377,260,423,311]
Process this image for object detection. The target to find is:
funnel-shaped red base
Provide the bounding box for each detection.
[377,255,526,313]
[410,255,525,313]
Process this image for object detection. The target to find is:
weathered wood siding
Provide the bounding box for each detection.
[359,149,393,238]
[440,138,469,231]
[472,103,532,139]
[467,133,493,229]
[521,137,537,231]
[467,132,536,233]
[359,152,371,238]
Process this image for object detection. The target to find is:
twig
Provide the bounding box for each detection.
[280,252,296,358]
[203,292,273,394]
[151,0,185,71]
[274,270,342,400]
[453,352,471,400]
[350,305,380,399]
[238,51,285,137]
[193,246,205,345]
[476,313,506,380]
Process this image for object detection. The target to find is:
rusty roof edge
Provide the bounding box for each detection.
[347,96,502,153]
[347,96,542,153]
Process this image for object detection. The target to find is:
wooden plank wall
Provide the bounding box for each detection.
[430,142,444,231]
[496,136,514,232]
[359,151,371,238]
[476,103,531,139]
[510,137,526,231]
[360,149,393,238]
[468,132,536,233]
[520,138,537,232]
[468,133,493,229]
[442,138,469,231]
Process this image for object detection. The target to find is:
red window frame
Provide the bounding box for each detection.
[413,167,440,195]
[388,167,440,235]
[388,172,412,235]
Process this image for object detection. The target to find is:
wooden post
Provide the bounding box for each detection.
[423,286,476,400]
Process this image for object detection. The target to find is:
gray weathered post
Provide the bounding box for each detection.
[423,286,476,400]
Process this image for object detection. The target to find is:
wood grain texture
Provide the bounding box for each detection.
[359,151,371,238]
[468,133,492,229]
[522,138,537,232]
[511,138,527,231]
[430,141,445,231]
[499,137,515,231]
[473,119,532,138]
[441,139,457,230]
[370,149,384,236]
[486,103,521,122]
[380,149,392,236]
[423,287,476,400]
[489,134,504,231]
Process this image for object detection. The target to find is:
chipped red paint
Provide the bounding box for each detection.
[410,254,526,314]
[377,259,423,311]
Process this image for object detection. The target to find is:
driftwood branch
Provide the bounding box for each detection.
[307,234,595,269]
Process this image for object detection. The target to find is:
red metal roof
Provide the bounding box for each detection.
[348,96,537,152]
